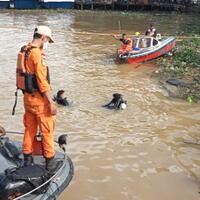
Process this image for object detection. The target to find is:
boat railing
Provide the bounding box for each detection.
[132,36,160,49]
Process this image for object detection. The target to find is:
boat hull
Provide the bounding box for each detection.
[118,37,176,64]
[0,0,9,8]
[14,0,39,9]
[0,138,73,200]
[0,0,74,9]
[26,155,74,200]
[40,0,74,9]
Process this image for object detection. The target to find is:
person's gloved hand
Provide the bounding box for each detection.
[0,126,6,136]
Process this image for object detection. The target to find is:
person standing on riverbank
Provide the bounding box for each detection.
[19,26,57,171]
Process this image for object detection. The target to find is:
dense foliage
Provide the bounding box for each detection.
[156,38,200,102]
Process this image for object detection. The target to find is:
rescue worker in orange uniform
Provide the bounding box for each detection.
[21,26,57,171]
[113,33,133,55]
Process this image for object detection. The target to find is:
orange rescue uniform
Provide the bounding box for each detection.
[118,38,133,55]
[22,43,55,159]
[125,38,133,51]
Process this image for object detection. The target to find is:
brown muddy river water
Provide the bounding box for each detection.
[0,10,200,200]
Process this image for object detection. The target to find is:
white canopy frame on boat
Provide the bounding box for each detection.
[132,36,160,49]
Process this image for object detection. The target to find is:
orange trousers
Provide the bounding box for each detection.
[23,104,56,158]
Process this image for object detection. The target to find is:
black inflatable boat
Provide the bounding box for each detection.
[0,136,73,200]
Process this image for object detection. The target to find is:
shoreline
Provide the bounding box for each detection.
[0,8,200,14]
[152,38,200,103]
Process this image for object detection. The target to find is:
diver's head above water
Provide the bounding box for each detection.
[103,93,127,110]
[57,90,65,99]
[53,90,69,107]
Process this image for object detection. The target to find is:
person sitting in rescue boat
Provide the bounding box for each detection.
[133,32,140,39]
[53,90,69,107]
[145,24,157,38]
[113,33,133,55]
[113,33,130,45]
[103,93,127,110]
[132,32,141,51]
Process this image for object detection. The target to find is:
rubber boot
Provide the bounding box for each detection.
[45,157,59,173]
[23,153,34,167]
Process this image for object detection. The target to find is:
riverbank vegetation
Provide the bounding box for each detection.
[154,38,200,102]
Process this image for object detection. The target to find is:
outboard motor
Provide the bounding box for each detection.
[103,93,127,110]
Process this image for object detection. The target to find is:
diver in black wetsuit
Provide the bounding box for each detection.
[53,90,69,107]
[103,93,127,110]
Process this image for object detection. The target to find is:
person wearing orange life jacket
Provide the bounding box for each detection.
[17,26,57,172]
[113,33,133,55]
[145,24,157,38]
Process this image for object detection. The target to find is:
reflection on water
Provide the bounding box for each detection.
[0,10,200,200]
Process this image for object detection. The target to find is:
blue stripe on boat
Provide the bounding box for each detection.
[40,1,74,9]
[0,1,10,9]
[14,0,39,9]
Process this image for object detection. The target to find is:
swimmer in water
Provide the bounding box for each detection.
[53,90,69,107]
[103,93,127,110]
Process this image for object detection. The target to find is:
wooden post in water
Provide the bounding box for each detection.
[118,20,121,35]
[111,0,114,10]
[127,0,129,10]
[81,0,83,10]
[91,0,94,10]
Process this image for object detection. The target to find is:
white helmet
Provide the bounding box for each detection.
[34,26,54,43]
